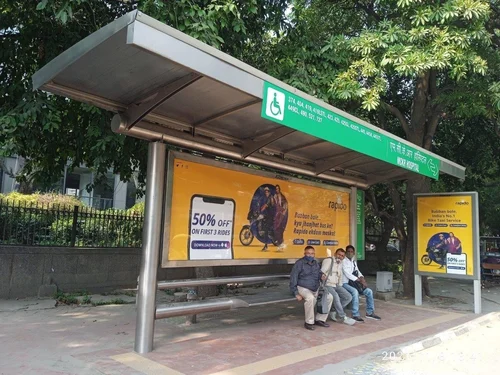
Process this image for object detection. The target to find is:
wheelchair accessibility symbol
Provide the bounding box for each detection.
[427,159,438,177]
[265,87,285,121]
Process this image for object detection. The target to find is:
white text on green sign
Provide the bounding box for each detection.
[261,82,440,179]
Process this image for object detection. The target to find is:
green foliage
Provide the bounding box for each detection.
[81,295,92,305]
[0,192,83,210]
[0,0,289,192]
[431,116,500,235]
[0,193,143,247]
[380,260,403,277]
[324,0,496,113]
[271,2,499,297]
[0,0,147,190]
[54,290,95,305]
[127,201,145,215]
[140,0,252,49]
[0,208,47,245]
[54,291,80,305]
[49,211,143,247]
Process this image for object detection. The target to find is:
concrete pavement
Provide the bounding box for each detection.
[0,276,498,375]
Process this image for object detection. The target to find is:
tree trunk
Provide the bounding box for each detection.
[403,175,431,297]
[422,276,431,297]
[384,71,440,298]
[375,216,393,268]
[194,267,218,298]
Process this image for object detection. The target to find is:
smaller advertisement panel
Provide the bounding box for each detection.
[414,192,479,280]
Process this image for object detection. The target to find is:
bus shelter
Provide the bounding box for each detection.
[32,11,465,353]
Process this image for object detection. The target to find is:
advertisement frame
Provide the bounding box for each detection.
[413,192,480,281]
[356,189,366,261]
[162,151,355,268]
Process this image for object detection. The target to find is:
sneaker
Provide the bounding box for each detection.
[342,317,356,326]
[329,311,337,322]
[353,316,364,322]
[365,313,381,321]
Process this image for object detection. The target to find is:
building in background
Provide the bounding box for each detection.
[0,155,140,210]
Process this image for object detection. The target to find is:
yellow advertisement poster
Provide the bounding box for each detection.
[163,156,351,264]
[415,194,477,278]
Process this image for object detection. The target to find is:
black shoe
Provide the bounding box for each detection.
[261,244,268,252]
[353,316,364,322]
[304,323,315,330]
[365,313,381,321]
[314,320,330,328]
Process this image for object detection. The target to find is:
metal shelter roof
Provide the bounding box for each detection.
[32,11,465,189]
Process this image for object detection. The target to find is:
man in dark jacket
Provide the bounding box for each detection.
[290,246,331,330]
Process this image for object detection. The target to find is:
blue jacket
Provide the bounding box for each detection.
[290,257,323,295]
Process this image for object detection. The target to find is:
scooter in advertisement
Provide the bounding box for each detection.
[421,246,447,267]
[239,210,279,247]
[239,211,261,246]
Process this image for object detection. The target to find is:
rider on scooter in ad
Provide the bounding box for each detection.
[435,233,448,269]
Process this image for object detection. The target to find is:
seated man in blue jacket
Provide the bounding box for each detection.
[290,246,332,330]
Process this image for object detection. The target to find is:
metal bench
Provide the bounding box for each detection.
[155,274,293,319]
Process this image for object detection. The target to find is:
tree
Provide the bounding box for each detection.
[432,115,500,235]
[0,0,290,298]
[312,0,499,297]
[0,0,146,191]
[261,1,499,297]
[0,0,289,192]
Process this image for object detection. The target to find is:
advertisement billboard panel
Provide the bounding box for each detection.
[414,192,479,280]
[162,153,353,266]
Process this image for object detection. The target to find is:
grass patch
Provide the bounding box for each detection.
[81,295,92,305]
[54,292,132,307]
[54,291,84,305]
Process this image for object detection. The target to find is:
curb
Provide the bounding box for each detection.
[398,311,500,357]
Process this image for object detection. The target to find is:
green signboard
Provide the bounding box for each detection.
[261,82,440,179]
[356,190,365,260]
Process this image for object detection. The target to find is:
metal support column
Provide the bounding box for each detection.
[134,142,166,354]
[414,275,422,306]
[473,279,482,314]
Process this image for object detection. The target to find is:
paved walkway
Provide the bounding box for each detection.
[0,276,498,375]
[334,315,500,375]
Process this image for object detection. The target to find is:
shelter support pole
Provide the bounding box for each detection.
[414,275,422,306]
[473,279,482,314]
[134,141,166,354]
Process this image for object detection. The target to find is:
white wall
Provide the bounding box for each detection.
[1,156,21,194]
[78,172,93,205]
[113,175,128,210]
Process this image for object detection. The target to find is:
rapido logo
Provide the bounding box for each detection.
[328,194,348,211]
[455,200,470,206]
